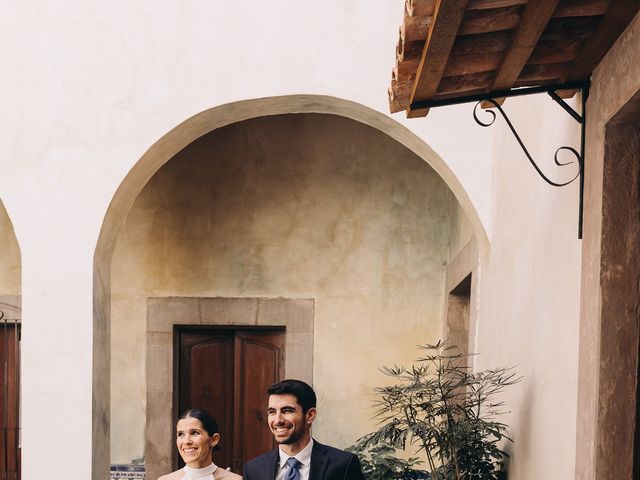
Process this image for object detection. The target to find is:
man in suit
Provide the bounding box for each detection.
[243,379,365,480]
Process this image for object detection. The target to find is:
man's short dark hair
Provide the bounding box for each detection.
[267,379,317,412]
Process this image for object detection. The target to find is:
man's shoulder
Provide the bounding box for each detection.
[311,441,365,479]
[312,441,356,460]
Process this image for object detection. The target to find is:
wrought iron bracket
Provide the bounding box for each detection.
[411,80,590,238]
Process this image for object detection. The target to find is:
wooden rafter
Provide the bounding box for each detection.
[488,0,561,103]
[458,6,522,36]
[408,0,469,117]
[554,0,609,18]
[466,0,526,10]
[517,63,566,83]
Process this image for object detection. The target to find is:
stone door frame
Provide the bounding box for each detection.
[144,296,314,480]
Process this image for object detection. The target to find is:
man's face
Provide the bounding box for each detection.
[267,393,316,448]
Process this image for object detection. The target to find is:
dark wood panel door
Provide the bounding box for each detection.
[234,331,284,470]
[0,323,20,480]
[178,331,235,470]
[177,328,284,474]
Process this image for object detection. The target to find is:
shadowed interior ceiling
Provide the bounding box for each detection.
[389,0,640,117]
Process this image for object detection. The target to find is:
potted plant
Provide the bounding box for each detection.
[356,341,519,480]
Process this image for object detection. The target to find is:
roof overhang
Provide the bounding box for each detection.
[388,0,640,117]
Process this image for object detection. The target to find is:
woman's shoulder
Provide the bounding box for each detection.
[157,469,184,480]
[215,467,242,480]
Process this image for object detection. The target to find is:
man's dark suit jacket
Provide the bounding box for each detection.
[242,440,365,480]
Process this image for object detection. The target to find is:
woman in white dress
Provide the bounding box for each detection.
[158,409,241,480]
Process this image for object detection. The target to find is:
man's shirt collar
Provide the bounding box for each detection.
[278,437,314,466]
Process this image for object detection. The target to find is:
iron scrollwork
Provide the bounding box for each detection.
[472,98,582,187]
[410,81,589,238]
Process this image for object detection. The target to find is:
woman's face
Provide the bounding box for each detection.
[176,416,220,468]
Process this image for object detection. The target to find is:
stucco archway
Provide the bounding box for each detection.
[93,95,489,477]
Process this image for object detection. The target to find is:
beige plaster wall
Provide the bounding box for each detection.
[476,93,583,479]
[110,113,471,465]
[448,201,475,259]
[0,200,20,296]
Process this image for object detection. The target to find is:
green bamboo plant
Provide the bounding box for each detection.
[357,341,519,480]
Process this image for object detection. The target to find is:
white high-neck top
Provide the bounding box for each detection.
[183,462,218,480]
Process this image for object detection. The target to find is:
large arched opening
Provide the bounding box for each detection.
[94,95,488,479]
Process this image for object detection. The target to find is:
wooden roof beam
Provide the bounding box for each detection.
[487,0,561,104]
[459,6,522,36]
[553,0,609,18]
[407,0,469,117]
[465,0,606,16]
[466,0,526,10]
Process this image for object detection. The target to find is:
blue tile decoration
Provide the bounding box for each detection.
[110,464,145,480]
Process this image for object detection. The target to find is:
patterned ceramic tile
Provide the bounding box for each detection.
[110,464,145,480]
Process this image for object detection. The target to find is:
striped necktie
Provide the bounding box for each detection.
[285,457,302,480]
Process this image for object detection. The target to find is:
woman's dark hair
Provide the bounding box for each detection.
[178,408,220,437]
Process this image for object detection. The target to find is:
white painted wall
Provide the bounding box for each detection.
[476,94,583,479]
[0,3,492,478]
[0,2,593,480]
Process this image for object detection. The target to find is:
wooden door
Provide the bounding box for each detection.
[0,322,20,480]
[176,328,284,473]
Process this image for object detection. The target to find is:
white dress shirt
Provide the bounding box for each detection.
[275,438,314,480]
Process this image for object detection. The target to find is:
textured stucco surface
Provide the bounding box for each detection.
[448,201,474,260]
[110,113,471,465]
[476,92,583,479]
